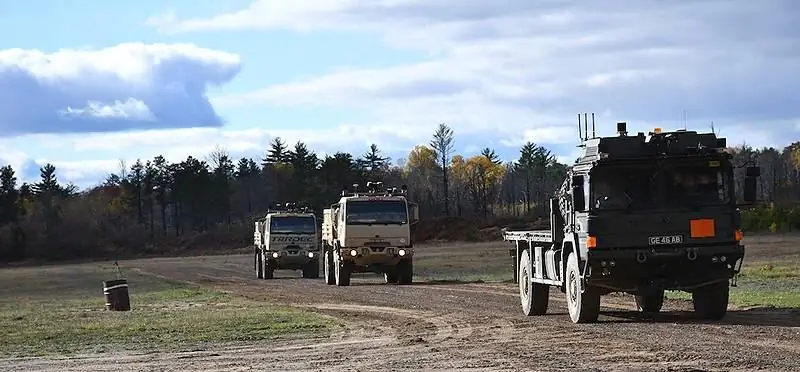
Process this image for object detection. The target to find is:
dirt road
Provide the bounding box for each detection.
[7,236,800,371]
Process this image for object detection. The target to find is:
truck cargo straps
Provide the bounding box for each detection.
[502,230,553,243]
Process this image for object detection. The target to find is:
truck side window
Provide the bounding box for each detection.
[584,176,590,209]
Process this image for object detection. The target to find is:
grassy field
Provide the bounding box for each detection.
[0,263,337,357]
[665,262,800,308]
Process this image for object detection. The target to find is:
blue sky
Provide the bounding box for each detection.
[1,0,798,188]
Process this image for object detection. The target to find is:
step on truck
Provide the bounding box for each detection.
[321,181,419,286]
[504,116,761,323]
[254,202,320,279]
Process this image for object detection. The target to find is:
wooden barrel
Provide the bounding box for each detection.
[103,279,131,311]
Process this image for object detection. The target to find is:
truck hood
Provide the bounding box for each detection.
[587,209,738,248]
[341,224,411,247]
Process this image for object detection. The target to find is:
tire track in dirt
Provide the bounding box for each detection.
[125,253,800,371]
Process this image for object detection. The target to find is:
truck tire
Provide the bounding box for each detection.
[384,269,398,284]
[264,261,275,280]
[302,260,320,279]
[255,249,264,279]
[692,280,730,320]
[565,251,600,323]
[324,250,335,285]
[397,259,413,285]
[334,255,351,286]
[634,290,664,313]
[519,249,549,316]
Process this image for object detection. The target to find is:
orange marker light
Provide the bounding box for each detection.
[735,229,743,241]
[586,236,597,249]
[653,127,662,134]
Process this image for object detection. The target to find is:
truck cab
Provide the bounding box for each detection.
[506,119,761,323]
[254,203,320,279]
[321,182,419,286]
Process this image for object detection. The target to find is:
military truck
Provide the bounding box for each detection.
[504,116,760,323]
[321,181,419,286]
[253,202,320,279]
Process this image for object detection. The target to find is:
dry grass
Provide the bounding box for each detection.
[0,263,336,357]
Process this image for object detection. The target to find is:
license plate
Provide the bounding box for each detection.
[648,235,683,245]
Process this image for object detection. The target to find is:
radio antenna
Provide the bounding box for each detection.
[583,113,588,141]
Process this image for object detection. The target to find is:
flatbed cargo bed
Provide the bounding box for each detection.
[502,230,553,243]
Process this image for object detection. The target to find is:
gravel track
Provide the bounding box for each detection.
[4,236,799,371]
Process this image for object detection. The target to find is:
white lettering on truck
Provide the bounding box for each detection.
[271,235,315,243]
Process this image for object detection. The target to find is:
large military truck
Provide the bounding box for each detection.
[504,117,761,323]
[253,203,320,279]
[321,182,419,286]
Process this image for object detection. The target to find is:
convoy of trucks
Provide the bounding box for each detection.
[249,117,761,323]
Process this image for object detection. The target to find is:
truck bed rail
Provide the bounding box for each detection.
[502,230,552,243]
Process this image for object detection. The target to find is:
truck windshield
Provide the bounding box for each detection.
[270,216,316,234]
[346,200,408,225]
[591,162,731,211]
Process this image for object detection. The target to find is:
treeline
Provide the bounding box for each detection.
[1,124,799,262]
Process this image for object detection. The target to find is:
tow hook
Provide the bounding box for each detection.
[636,250,647,263]
[687,248,697,261]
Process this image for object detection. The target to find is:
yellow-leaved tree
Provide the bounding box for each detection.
[404,145,440,216]
[463,155,506,218]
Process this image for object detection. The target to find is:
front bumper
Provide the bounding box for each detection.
[339,246,412,267]
[266,250,319,269]
[586,244,744,292]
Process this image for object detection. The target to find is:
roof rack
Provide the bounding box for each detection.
[340,181,409,198]
[267,202,311,214]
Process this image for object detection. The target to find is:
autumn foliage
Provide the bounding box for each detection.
[1,125,799,263]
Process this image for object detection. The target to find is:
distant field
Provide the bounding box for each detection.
[665,262,800,308]
[0,263,337,357]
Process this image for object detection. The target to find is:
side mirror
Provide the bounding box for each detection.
[743,166,760,203]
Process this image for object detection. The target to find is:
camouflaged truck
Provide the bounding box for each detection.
[254,203,320,279]
[504,116,761,323]
[321,182,419,286]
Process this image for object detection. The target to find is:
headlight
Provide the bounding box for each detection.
[272,252,279,258]
[350,249,358,257]
[398,249,406,257]
[307,252,315,258]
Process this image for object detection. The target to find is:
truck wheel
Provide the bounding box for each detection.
[302,260,319,279]
[397,259,413,285]
[565,251,600,323]
[692,280,730,320]
[519,249,549,316]
[324,250,335,285]
[334,256,351,286]
[254,250,264,279]
[634,290,664,313]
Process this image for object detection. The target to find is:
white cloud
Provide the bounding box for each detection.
[59,98,155,121]
[158,0,800,153]
[0,43,241,136]
[0,147,31,177]
[9,0,797,189]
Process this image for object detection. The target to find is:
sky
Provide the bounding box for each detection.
[0,0,798,189]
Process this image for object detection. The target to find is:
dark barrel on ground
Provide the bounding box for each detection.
[103,279,131,311]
